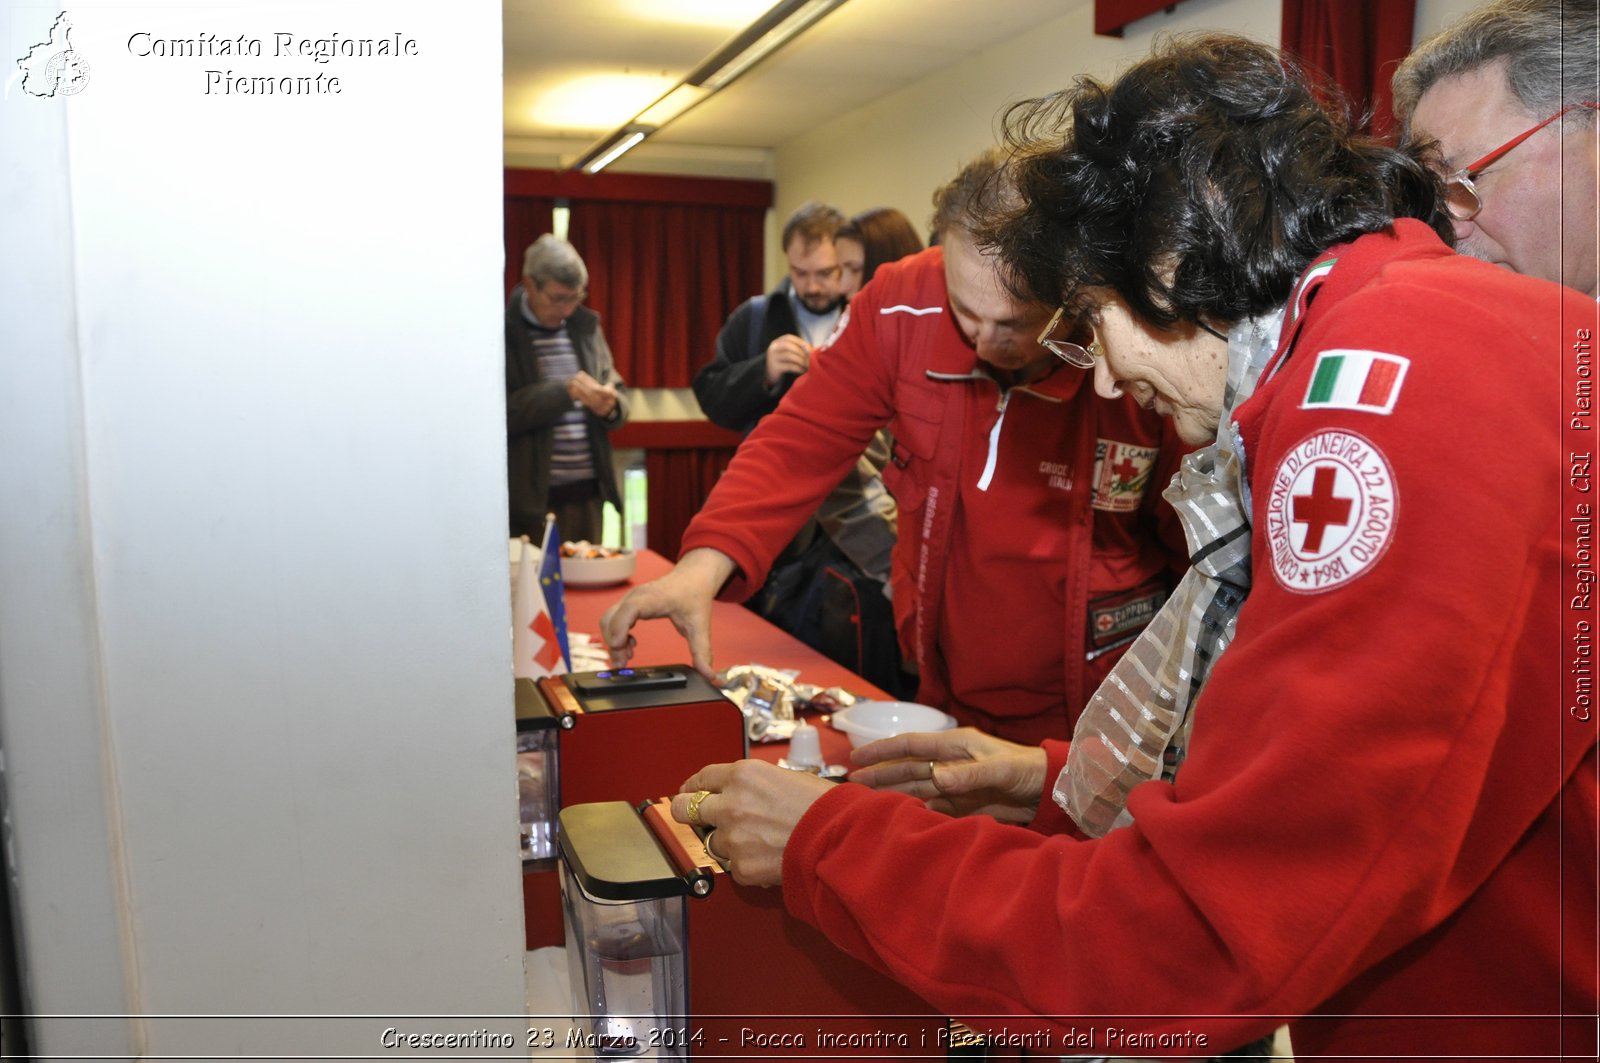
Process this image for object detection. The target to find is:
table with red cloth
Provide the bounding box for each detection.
[560,547,890,768]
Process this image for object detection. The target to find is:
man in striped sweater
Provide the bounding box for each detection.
[506,234,630,542]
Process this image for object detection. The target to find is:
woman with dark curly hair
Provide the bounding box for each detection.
[661,35,1596,1058]
[995,39,1450,337]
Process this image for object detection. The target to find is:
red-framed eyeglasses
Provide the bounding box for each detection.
[1444,101,1599,221]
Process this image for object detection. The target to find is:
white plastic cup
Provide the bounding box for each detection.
[786,720,824,772]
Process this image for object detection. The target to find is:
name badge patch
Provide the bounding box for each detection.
[1087,579,1168,656]
[1266,429,1398,594]
[1090,439,1158,512]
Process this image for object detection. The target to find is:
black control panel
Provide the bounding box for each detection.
[566,667,691,696]
[559,665,730,715]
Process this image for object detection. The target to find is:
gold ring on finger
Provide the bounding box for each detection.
[685,789,711,826]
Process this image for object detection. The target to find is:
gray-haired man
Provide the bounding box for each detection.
[506,234,630,541]
[1394,0,1599,298]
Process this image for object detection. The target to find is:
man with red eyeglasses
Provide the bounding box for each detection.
[1394,0,1598,299]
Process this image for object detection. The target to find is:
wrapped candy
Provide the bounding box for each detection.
[718,664,857,742]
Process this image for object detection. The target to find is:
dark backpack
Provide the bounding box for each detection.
[750,534,907,698]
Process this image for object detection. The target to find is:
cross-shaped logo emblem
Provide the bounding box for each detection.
[1292,466,1354,553]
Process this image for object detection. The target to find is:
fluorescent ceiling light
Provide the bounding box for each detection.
[568,0,850,172]
[583,129,649,174]
[532,71,678,132]
[634,83,712,127]
[695,0,846,91]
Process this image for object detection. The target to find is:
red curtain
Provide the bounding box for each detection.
[503,168,772,388]
[644,447,737,561]
[1281,0,1416,138]
[567,199,765,388]
[504,196,554,298]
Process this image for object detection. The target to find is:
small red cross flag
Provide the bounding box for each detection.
[513,534,568,678]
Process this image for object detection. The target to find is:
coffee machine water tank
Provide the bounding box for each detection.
[558,801,692,1059]
[558,800,970,1061]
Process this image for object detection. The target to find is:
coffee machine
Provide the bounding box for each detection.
[518,667,748,949]
[557,798,981,1060]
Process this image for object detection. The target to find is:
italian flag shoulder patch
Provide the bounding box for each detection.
[1302,349,1410,415]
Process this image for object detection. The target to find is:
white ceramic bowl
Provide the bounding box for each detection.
[829,701,956,748]
[559,549,637,588]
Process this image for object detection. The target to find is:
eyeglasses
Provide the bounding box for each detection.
[1038,304,1231,367]
[1036,306,1101,368]
[789,264,842,285]
[1444,101,1598,221]
[535,282,587,307]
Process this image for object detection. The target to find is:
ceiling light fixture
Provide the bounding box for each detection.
[633,83,712,128]
[582,127,650,175]
[571,0,850,173]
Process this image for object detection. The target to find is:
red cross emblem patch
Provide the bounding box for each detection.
[1264,429,1397,594]
[1090,439,1159,513]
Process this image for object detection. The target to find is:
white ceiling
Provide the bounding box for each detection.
[504,0,1084,167]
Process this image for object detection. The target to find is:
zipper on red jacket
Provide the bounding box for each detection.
[979,383,1065,491]
[976,390,1008,490]
[925,369,1065,492]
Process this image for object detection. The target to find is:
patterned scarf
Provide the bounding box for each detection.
[1056,309,1286,837]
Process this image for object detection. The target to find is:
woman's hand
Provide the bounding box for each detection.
[847,727,1047,823]
[670,760,834,887]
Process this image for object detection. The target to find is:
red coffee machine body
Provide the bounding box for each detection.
[537,667,748,807]
[518,668,747,949]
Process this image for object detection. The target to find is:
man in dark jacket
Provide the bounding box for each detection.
[693,201,848,433]
[506,234,630,542]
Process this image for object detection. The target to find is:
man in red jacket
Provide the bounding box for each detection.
[603,152,1188,744]
[664,36,1597,1059]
